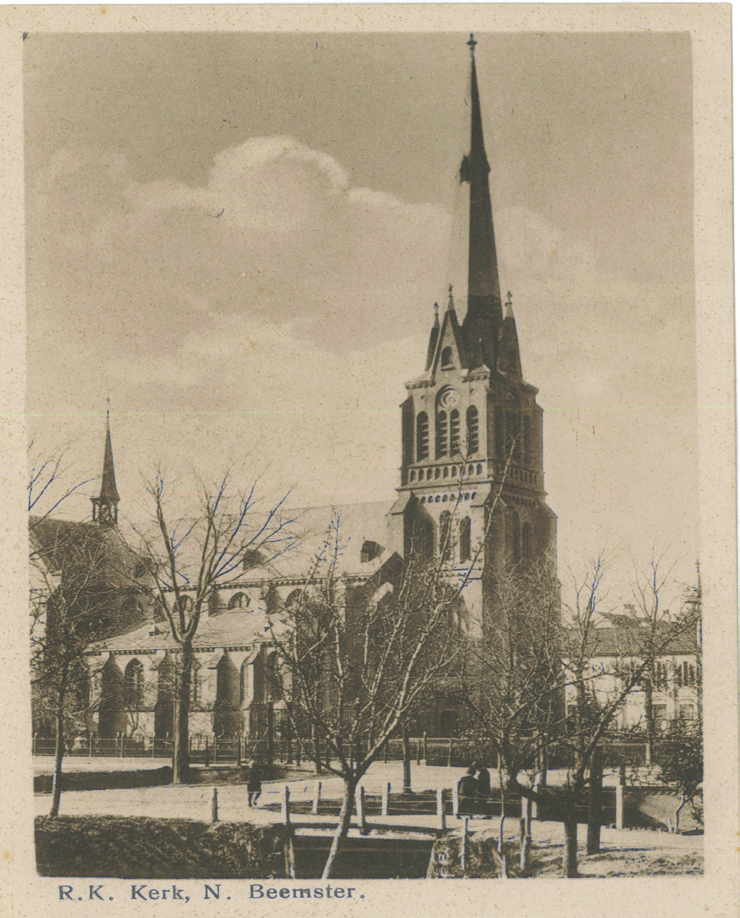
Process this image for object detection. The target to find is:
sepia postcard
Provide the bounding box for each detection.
[0,4,736,917]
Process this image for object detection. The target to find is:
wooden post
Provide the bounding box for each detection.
[237,732,242,767]
[645,741,652,767]
[619,762,626,786]
[520,835,530,873]
[519,816,526,846]
[356,785,368,835]
[447,739,453,768]
[282,784,291,826]
[204,738,210,768]
[461,816,469,874]
[32,733,37,756]
[416,737,421,766]
[88,734,93,757]
[615,783,624,830]
[587,750,604,855]
[312,780,322,816]
[213,735,218,765]
[382,781,391,817]
[452,782,460,818]
[521,796,532,836]
[532,778,541,819]
[437,788,446,832]
[501,854,509,879]
[211,788,219,823]
[422,731,428,765]
[120,733,125,757]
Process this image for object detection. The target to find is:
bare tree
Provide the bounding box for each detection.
[30,523,118,816]
[267,511,472,879]
[28,440,93,527]
[134,470,295,784]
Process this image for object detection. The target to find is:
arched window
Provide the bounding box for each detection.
[522,417,532,466]
[449,409,460,456]
[509,511,521,564]
[436,411,448,458]
[460,517,472,562]
[154,656,175,739]
[191,658,202,708]
[214,655,241,735]
[416,412,429,461]
[123,659,144,710]
[228,592,249,611]
[439,510,453,561]
[99,657,125,738]
[507,412,520,461]
[494,406,504,460]
[522,522,532,561]
[441,346,453,368]
[415,519,434,563]
[466,406,479,455]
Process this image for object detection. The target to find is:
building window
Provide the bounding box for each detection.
[123,659,144,711]
[228,592,249,611]
[494,406,503,460]
[191,658,202,708]
[522,417,532,466]
[440,510,452,561]
[416,412,429,461]
[509,511,520,564]
[415,519,434,562]
[521,522,532,561]
[679,703,696,721]
[436,411,449,458]
[467,406,479,455]
[441,346,453,368]
[460,517,472,562]
[450,409,460,456]
[677,661,697,687]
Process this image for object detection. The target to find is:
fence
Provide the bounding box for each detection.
[33,730,660,774]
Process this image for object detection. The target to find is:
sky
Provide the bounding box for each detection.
[24,31,698,603]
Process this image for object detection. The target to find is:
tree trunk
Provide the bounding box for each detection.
[673,793,687,833]
[401,724,411,793]
[586,751,603,855]
[644,678,655,761]
[563,814,579,878]
[50,703,66,817]
[312,724,323,775]
[322,778,356,879]
[172,644,192,785]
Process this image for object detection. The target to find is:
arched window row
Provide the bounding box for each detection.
[676,661,697,688]
[420,492,477,504]
[412,514,473,564]
[408,462,484,483]
[416,412,429,461]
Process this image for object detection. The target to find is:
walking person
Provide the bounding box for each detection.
[457,765,480,815]
[245,759,263,807]
[476,763,492,798]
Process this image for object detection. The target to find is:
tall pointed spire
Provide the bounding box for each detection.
[91,408,120,525]
[460,35,503,370]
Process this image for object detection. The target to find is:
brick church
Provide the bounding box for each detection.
[61,37,556,741]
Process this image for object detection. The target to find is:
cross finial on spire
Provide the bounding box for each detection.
[447,284,455,311]
[467,33,477,54]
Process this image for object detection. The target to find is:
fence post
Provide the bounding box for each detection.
[532,778,541,819]
[615,783,624,830]
[213,735,218,765]
[452,782,460,818]
[422,731,428,765]
[416,737,421,766]
[645,741,652,767]
[119,733,124,757]
[519,825,530,873]
[461,816,469,874]
[356,785,368,835]
[267,706,274,766]
[88,733,93,757]
[211,788,219,823]
[447,739,453,768]
[437,788,446,832]
[382,782,390,817]
[282,784,291,826]
[312,781,322,816]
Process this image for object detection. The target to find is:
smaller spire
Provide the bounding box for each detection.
[447,283,456,312]
[91,409,120,525]
[504,290,514,319]
[425,303,441,369]
[433,302,440,326]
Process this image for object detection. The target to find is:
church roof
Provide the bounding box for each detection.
[90,611,271,655]
[565,622,700,658]
[240,499,395,581]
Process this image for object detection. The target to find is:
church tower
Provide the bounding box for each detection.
[91,411,120,525]
[388,36,556,632]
